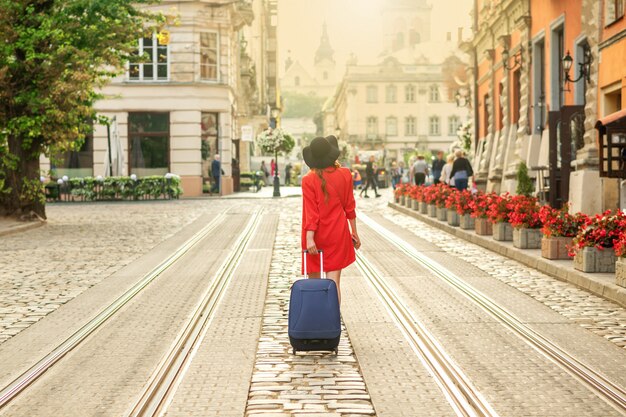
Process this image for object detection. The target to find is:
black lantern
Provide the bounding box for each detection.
[501,46,522,70]
[562,46,592,90]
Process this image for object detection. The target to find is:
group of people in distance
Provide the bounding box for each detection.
[389,149,474,191]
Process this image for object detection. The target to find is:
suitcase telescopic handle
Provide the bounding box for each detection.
[302,250,325,279]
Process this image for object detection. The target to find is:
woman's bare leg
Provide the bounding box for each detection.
[307,272,321,279]
[326,270,342,304]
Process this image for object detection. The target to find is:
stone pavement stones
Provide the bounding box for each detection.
[0,200,230,344]
[162,214,278,417]
[0,217,44,237]
[244,208,376,417]
[0,211,252,417]
[382,206,626,351]
[356,222,624,416]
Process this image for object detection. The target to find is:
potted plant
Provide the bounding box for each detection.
[434,184,454,221]
[538,205,588,260]
[422,185,438,217]
[469,191,494,235]
[409,185,424,211]
[614,231,626,288]
[508,195,543,249]
[488,193,513,241]
[447,189,474,229]
[571,210,625,273]
[394,183,410,205]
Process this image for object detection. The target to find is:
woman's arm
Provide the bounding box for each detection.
[306,230,318,255]
[348,218,361,250]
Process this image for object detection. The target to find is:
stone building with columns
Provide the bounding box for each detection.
[465,0,623,213]
[44,0,278,196]
[327,0,470,163]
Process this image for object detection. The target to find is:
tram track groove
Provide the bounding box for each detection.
[0,210,230,410]
[359,211,626,413]
[126,209,263,417]
[355,251,499,417]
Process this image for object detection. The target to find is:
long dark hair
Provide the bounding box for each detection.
[312,162,341,203]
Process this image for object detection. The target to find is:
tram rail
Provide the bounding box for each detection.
[355,251,500,417]
[359,212,626,413]
[125,210,263,417]
[0,210,231,409]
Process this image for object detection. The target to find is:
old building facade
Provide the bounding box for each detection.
[46,0,278,196]
[466,0,624,213]
[327,0,469,163]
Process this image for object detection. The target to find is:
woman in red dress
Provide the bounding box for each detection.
[301,136,361,304]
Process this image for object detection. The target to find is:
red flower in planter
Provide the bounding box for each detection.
[615,231,626,258]
[570,209,626,256]
[394,183,411,198]
[445,189,474,215]
[506,195,542,229]
[409,185,426,202]
[469,191,497,219]
[538,204,589,238]
[486,193,512,224]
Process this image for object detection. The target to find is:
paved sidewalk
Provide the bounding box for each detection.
[224,186,302,199]
[390,201,626,308]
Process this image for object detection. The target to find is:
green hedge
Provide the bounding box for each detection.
[45,175,183,202]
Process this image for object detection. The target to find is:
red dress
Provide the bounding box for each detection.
[301,167,356,274]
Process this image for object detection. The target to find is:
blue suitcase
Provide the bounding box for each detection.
[288,250,341,355]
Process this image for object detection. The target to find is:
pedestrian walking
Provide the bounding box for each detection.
[285,162,292,186]
[440,154,456,186]
[411,155,429,185]
[432,151,445,185]
[210,154,223,193]
[359,155,381,198]
[352,166,362,190]
[301,136,361,304]
[390,161,402,189]
[450,149,474,191]
[260,160,270,186]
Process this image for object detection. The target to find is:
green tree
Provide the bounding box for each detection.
[0,0,165,219]
[282,92,326,119]
[516,161,534,197]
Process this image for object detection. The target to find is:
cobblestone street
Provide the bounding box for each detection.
[0,194,625,416]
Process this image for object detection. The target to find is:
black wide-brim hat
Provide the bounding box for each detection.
[303,135,340,169]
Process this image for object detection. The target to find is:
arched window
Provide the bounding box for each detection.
[429,116,440,135]
[429,85,440,102]
[405,116,417,136]
[386,117,398,136]
[366,116,378,137]
[294,76,300,86]
[405,85,416,102]
[448,116,461,136]
[386,85,397,103]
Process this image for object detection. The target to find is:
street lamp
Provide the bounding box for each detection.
[271,108,281,197]
[501,46,523,70]
[562,46,593,91]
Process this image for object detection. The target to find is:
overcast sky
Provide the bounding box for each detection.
[278,0,473,77]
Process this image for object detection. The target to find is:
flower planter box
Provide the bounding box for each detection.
[420,201,428,214]
[411,198,419,210]
[399,195,405,206]
[459,214,475,230]
[616,258,626,288]
[541,237,572,260]
[573,247,616,273]
[475,218,492,235]
[428,204,437,217]
[492,222,513,241]
[513,228,542,249]
[395,195,400,203]
[447,210,460,226]
[436,207,447,221]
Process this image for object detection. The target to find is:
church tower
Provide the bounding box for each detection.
[313,23,337,88]
[382,0,432,53]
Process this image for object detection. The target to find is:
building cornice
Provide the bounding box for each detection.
[599,27,626,51]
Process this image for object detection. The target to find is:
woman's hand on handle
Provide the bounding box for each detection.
[352,233,361,250]
[306,231,318,255]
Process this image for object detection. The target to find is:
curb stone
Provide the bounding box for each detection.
[389,201,626,308]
